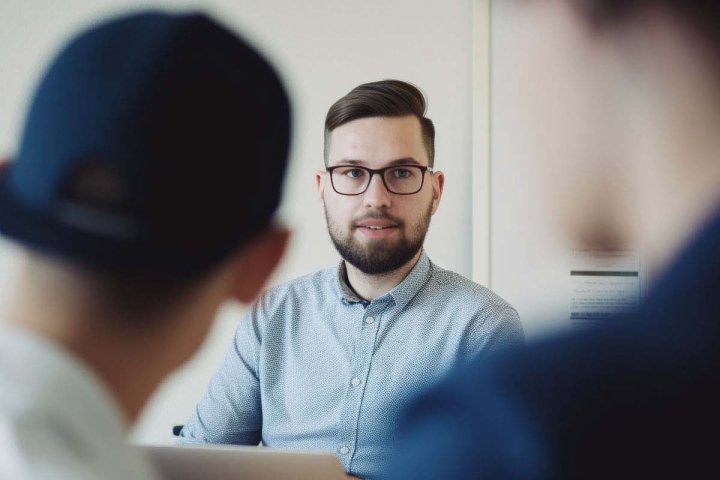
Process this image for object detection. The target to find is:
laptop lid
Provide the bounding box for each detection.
[139,444,348,480]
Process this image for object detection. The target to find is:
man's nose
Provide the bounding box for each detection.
[363,173,392,209]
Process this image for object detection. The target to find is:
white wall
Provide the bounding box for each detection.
[0,0,475,444]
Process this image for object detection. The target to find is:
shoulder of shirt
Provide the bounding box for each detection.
[427,262,518,314]
[252,265,338,308]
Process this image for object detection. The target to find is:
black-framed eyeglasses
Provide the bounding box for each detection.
[326,165,433,196]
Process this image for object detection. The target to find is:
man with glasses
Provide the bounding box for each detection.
[179,80,523,479]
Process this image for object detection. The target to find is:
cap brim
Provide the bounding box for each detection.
[0,168,224,275]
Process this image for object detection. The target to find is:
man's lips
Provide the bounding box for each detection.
[356,220,398,229]
[354,218,400,238]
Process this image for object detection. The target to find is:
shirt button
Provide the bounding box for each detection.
[351,377,361,387]
[340,446,350,455]
[365,316,375,324]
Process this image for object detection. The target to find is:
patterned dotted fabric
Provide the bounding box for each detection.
[179,251,524,478]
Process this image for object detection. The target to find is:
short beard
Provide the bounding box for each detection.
[325,204,432,275]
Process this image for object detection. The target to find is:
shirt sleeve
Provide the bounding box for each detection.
[178,300,265,445]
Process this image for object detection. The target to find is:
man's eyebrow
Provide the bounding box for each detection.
[333,159,366,166]
[385,157,422,167]
[331,157,423,167]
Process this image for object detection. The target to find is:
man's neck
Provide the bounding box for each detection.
[3,265,181,427]
[5,311,167,427]
[345,250,423,301]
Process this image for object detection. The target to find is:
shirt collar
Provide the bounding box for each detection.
[336,261,368,305]
[334,250,432,310]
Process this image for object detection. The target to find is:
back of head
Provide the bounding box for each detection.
[503,0,720,266]
[324,79,435,167]
[0,11,292,309]
[567,0,720,38]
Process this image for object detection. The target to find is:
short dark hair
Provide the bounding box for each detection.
[80,262,210,318]
[324,80,435,167]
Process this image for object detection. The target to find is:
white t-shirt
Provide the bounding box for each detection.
[0,325,159,480]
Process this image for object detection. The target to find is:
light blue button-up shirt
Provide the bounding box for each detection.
[179,251,523,478]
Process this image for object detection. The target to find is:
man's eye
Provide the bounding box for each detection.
[392,168,412,178]
[346,169,365,178]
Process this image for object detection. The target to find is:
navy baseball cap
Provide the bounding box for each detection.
[0,11,291,275]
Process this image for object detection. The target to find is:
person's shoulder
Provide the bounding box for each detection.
[424,264,524,352]
[254,264,339,309]
[428,262,517,313]
[0,413,158,480]
[391,309,720,480]
[0,409,77,479]
[387,334,559,480]
[0,415,32,479]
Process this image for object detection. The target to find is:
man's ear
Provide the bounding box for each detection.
[227,226,290,303]
[316,169,327,205]
[430,171,445,215]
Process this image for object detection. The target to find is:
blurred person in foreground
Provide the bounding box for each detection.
[0,10,291,479]
[385,1,720,479]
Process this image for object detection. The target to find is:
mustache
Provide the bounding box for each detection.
[352,213,404,227]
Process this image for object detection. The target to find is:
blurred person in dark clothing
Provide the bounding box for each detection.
[385,1,720,479]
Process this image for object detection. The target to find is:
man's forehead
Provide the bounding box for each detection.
[332,115,422,136]
[327,116,428,166]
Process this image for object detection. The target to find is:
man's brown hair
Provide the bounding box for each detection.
[324,80,435,167]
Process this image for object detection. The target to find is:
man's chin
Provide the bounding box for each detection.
[344,243,422,275]
[330,225,426,275]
